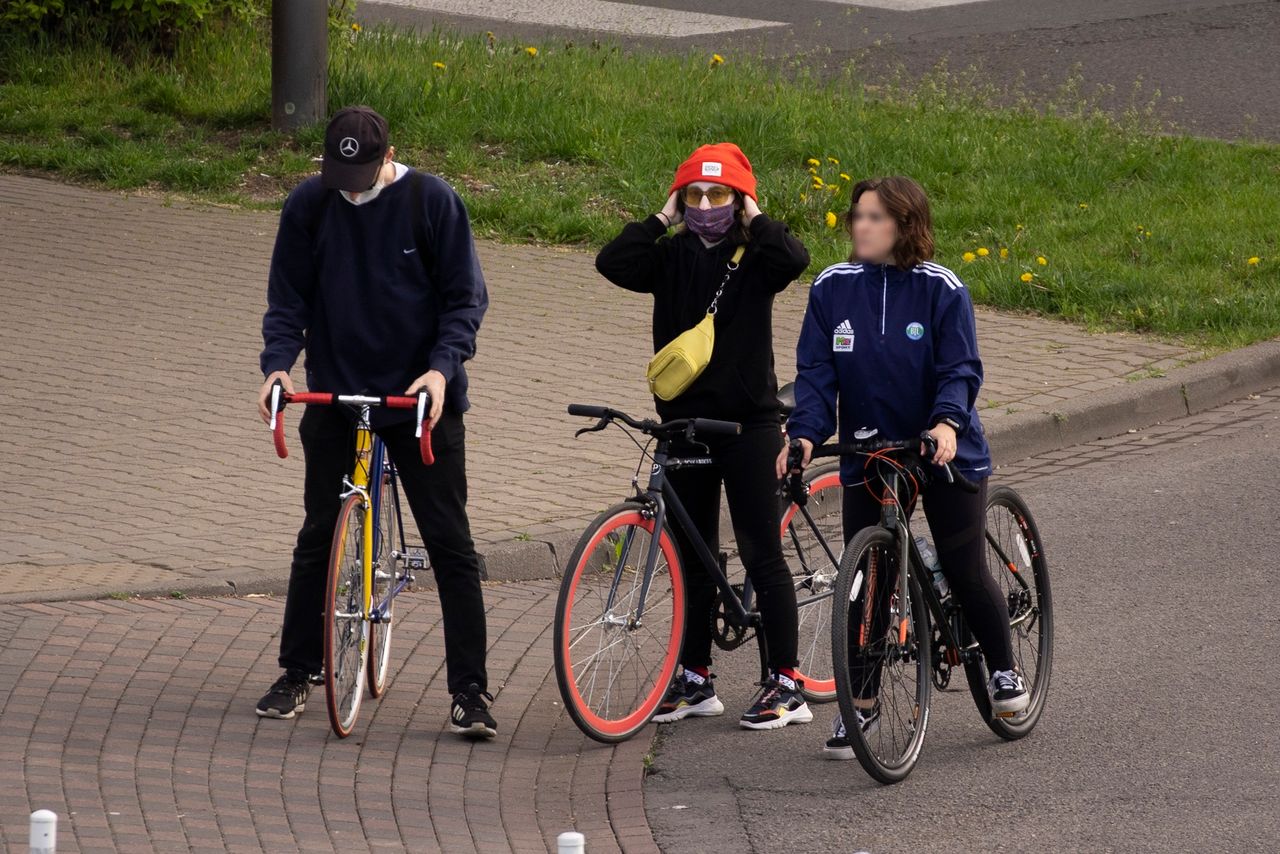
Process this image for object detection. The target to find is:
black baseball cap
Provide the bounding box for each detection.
[321,106,389,191]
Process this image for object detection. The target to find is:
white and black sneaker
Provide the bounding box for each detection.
[987,669,1029,717]
[823,703,880,760]
[255,669,312,719]
[450,684,498,739]
[739,672,813,731]
[651,668,725,723]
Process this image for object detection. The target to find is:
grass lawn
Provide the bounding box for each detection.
[1,22,1277,348]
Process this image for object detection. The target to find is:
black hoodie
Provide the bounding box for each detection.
[595,213,810,425]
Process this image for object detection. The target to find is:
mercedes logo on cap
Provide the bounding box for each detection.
[338,137,360,158]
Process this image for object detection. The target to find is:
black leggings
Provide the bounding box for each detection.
[666,422,798,672]
[842,477,1013,674]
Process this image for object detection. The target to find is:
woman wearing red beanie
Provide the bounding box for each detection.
[595,142,814,730]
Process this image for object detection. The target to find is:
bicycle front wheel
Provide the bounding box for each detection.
[325,492,370,738]
[779,462,842,702]
[964,485,1053,739]
[367,467,401,699]
[554,502,685,744]
[832,525,932,784]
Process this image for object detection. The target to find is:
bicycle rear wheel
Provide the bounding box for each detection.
[832,526,931,784]
[325,492,370,738]
[779,462,842,702]
[554,502,685,744]
[367,466,401,698]
[963,485,1053,739]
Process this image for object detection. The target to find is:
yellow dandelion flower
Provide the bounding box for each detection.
[806,158,821,168]
[812,176,825,189]
[808,167,818,175]
[524,46,538,56]
[962,252,976,263]
[999,247,1009,259]
[710,54,725,66]
[827,157,840,165]
[433,61,447,70]
[1020,272,1034,283]
[1247,256,1261,266]
[351,22,362,32]
[1078,203,1089,209]
[825,211,838,228]
[486,31,495,39]
[1144,231,1152,238]
[829,184,840,194]
[839,172,850,182]
[1136,224,1145,231]
[1036,256,1048,266]
[976,247,989,257]
[1015,223,1024,231]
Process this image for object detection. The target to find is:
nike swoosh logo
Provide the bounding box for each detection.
[403,248,418,255]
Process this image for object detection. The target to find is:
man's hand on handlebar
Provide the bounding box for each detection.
[405,370,446,429]
[258,371,294,423]
[775,436,813,480]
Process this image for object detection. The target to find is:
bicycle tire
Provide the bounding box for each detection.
[554,502,685,744]
[962,485,1053,740]
[779,461,843,702]
[832,525,932,784]
[367,467,400,699]
[325,492,370,738]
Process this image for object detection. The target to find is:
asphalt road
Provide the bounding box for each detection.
[361,0,1280,142]
[643,390,1280,852]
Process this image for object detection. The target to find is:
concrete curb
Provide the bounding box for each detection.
[12,339,1280,605]
[985,339,1280,465]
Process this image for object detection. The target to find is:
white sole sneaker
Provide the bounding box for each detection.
[651,695,725,723]
[990,692,1030,718]
[823,741,855,760]
[738,701,814,731]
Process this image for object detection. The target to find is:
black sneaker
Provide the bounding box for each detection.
[739,673,813,731]
[823,703,880,760]
[450,684,498,739]
[255,670,312,719]
[651,669,725,723]
[987,669,1029,717]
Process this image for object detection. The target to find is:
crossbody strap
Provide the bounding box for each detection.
[706,244,747,316]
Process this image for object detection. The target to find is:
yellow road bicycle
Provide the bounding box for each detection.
[268,383,434,737]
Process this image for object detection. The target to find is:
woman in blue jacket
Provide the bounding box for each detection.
[778,176,1028,759]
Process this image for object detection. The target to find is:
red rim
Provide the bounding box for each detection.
[560,511,684,738]
[779,470,843,697]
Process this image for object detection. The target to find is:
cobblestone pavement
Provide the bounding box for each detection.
[0,173,1198,597]
[0,579,658,853]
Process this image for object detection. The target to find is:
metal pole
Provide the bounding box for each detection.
[271,0,327,131]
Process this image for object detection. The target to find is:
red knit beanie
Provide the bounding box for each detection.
[669,142,757,201]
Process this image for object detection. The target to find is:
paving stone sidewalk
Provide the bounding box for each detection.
[0,174,1201,597]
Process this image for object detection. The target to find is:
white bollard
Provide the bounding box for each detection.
[29,810,57,854]
[557,830,585,854]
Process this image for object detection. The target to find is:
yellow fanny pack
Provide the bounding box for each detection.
[646,245,745,401]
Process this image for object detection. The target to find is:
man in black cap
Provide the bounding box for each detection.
[255,105,496,738]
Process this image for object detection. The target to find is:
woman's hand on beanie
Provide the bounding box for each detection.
[741,194,762,224]
[660,190,682,227]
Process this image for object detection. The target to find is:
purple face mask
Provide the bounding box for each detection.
[684,202,737,242]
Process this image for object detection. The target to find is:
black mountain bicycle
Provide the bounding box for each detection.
[554,404,837,743]
[795,431,1053,783]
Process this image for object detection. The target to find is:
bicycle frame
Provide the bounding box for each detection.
[340,405,413,625]
[598,439,757,637]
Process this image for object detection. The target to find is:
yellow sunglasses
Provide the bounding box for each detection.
[682,185,736,206]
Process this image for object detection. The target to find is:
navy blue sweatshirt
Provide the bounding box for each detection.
[260,169,488,421]
[787,260,992,484]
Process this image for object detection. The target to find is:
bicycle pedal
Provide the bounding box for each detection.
[404,549,429,571]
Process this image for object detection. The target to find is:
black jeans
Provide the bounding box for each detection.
[278,405,488,695]
[842,476,1014,675]
[666,422,798,672]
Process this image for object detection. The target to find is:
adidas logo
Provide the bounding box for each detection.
[834,319,854,334]
[452,705,466,722]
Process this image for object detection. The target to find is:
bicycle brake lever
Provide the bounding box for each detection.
[574,416,611,439]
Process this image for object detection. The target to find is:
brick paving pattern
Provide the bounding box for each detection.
[0,174,1200,597]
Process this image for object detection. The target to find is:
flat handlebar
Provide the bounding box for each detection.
[566,404,741,438]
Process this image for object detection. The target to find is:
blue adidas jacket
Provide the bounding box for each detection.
[786,260,993,484]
